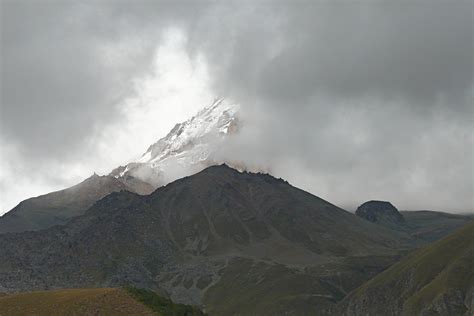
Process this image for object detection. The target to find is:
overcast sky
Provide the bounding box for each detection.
[1,0,473,214]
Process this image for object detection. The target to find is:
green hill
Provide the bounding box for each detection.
[340,221,474,315]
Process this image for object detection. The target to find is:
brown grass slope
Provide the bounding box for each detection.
[0,288,155,315]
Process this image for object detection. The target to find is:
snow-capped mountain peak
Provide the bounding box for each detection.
[110,98,240,187]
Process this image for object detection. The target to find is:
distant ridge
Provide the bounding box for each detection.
[0,174,153,234]
[355,200,473,243]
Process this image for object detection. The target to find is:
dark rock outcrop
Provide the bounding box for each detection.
[356,200,406,230]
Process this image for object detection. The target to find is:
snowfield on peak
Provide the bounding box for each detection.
[110,98,240,187]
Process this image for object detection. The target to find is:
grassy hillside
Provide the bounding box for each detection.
[203,255,403,315]
[126,287,205,316]
[0,288,154,315]
[340,221,474,315]
[0,287,205,316]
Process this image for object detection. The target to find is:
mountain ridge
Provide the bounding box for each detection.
[0,173,153,234]
[0,99,239,234]
[0,164,414,314]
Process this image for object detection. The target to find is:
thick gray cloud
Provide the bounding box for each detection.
[1,0,208,158]
[191,1,473,108]
[1,0,473,213]
[187,0,474,212]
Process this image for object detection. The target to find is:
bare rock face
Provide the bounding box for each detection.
[355,200,406,230]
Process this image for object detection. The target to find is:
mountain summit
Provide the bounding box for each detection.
[0,164,412,314]
[110,98,240,187]
[0,99,239,233]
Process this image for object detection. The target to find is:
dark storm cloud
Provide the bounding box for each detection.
[258,1,473,106]
[2,1,135,157]
[185,0,474,211]
[187,1,473,110]
[1,0,473,212]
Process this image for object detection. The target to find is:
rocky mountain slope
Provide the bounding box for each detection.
[0,165,413,315]
[0,99,239,234]
[339,221,474,316]
[0,174,153,234]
